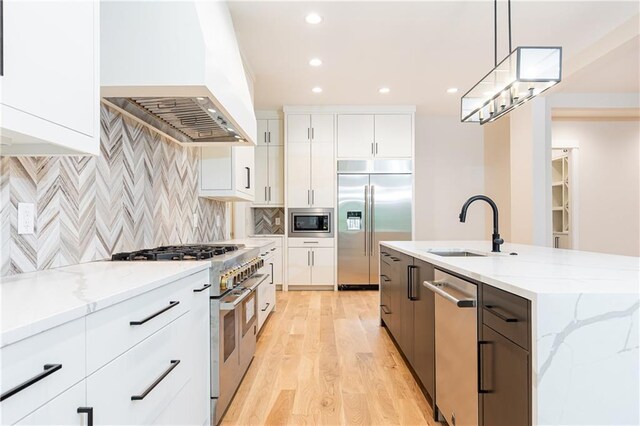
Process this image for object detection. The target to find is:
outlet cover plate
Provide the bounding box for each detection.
[18,203,35,235]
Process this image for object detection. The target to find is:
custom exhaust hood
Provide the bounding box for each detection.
[100,1,256,146]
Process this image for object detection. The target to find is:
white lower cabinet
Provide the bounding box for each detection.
[287,242,335,286]
[1,270,210,426]
[15,381,87,426]
[271,246,284,285]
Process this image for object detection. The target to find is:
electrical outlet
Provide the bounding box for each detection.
[275,217,281,226]
[18,203,35,235]
[193,213,199,228]
[215,215,221,228]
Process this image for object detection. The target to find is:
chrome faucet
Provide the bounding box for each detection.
[459,195,504,253]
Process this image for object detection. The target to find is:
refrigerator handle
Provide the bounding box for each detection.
[364,185,368,256]
[370,185,375,256]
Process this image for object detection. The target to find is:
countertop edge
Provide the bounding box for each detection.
[1,262,211,348]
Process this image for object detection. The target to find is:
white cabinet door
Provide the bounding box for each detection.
[374,114,412,158]
[287,115,311,143]
[311,141,335,207]
[254,146,269,205]
[268,145,285,205]
[337,115,374,158]
[287,143,312,208]
[1,1,96,137]
[234,146,255,197]
[287,248,311,285]
[271,246,283,285]
[257,119,269,146]
[311,114,334,144]
[268,119,283,146]
[15,381,87,426]
[311,248,335,286]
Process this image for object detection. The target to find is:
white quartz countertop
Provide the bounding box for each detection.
[381,240,640,300]
[219,238,276,249]
[0,261,210,347]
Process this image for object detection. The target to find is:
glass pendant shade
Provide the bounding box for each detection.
[461,46,562,124]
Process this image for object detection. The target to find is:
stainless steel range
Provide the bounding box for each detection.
[112,243,267,424]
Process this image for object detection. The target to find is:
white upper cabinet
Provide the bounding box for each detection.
[0,0,99,156]
[337,115,375,158]
[374,114,413,158]
[200,146,255,201]
[285,114,335,208]
[254,118,284,206]
[336,113,413,159]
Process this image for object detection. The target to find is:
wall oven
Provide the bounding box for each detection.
[289,208,334,238]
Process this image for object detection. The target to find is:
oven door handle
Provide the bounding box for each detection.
[245,274,268,292]
[219,289,252,311]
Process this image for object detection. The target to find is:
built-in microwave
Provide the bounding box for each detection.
[289,208,334,238]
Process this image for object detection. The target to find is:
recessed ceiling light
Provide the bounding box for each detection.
[309,58,322,67]
[312,87,323,93]
[207,108,216,113]
[305,13,322,24]
[446,87,459,94]
[378,87,390,94]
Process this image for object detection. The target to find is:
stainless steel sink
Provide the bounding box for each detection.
[427,250,487,257]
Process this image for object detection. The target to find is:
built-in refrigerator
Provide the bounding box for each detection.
[337,160,412,288]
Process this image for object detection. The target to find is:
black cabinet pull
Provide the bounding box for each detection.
[380,304,391,314]
[77,407,94,426]
[269,262,274,285]
[261,302,270,312]
[408,265,418,300]
[0,364,62,402]
[130,301,179,325]
[193,284,211,293]
[484,305,518,322]
[245,167,251,189]
[131,360,180,401]
[478,341,492,394]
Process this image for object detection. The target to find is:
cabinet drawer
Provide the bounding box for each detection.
[287,238,334,248]
[15,380,86,426]
[1,318,85,425]
[482,284,530,351]
[87,313,191,425]
[257,280,275,330]
[86,272,203,373]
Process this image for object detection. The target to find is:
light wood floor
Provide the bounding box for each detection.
[221,290,436,426]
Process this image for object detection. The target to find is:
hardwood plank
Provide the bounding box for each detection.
[221,290,434,425]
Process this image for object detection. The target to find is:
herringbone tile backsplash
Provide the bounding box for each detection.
[0,105,226,276]
[253,208,285,235]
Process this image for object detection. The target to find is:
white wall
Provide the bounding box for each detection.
[552,119,640,256]
[414,114,485,241]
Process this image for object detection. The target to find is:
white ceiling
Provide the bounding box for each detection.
[228,1,640,114]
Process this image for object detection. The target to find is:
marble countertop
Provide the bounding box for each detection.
[381,240,640,300]
[249,234,285,238]
[219,238,277,249]
[0,261,210,347]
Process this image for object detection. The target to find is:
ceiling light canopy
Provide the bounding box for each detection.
[312,87,323,93]
[379,87,390,94]
[447,88,459,94]
[305,13,322,25]
[309,58,322,67]
[461,0,562,125]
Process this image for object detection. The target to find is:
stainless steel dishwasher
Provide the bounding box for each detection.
[424,270,478,426]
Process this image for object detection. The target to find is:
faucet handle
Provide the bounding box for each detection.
[493,237,504,245]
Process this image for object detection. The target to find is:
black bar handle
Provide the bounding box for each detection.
[484,305,518,322]
[77,407,94,426]
[478,341,492,394]
[130,301,179,325]
[245,167,251,189]
[261,302,270,312]
[269,262,274,285]
[193,284,211,293]
[407,266,412,300]
[131,360,180,401]
[0,364,62,402]
[380,304,391,314]
[408,265,418,300]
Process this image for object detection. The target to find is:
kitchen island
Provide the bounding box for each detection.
[380,240,639,426]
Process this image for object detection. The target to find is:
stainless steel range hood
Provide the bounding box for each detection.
[104,97,246,144]
[101,1,257,146]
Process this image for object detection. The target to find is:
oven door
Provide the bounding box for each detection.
[217,304,240,424]
[239,288,257,373]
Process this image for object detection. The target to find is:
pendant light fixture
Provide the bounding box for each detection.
[461,0,562,124]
